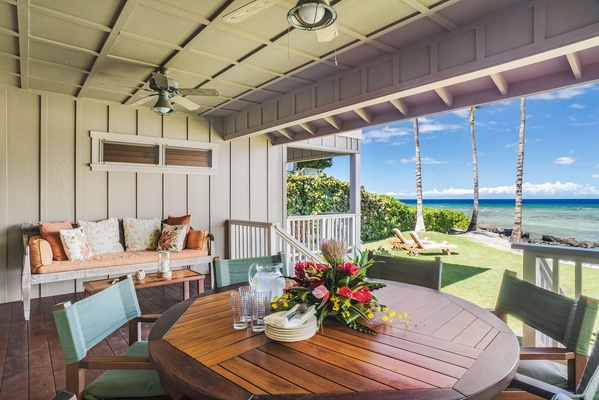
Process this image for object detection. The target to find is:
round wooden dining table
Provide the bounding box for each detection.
[148,281,519,400]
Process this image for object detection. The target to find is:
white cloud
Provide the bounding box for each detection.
[593,174,599,179]
[385,160,395,164]
[554,157,575,165]
[399,156,445,164]
[568,103,586,109]
[418,117,462,133]
[530,83,595,100]
[362,125,411,144]
[386,181,599,197]
[452,109,470,118]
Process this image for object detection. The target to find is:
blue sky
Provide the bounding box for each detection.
[326,82,599,199]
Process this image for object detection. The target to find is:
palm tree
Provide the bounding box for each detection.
[467,106,481,232]
[414,118,425,232]
[510,97,526,243]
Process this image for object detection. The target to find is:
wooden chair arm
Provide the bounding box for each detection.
[135,314,161,323]
[520,347,575,360]
[128,314,161,344]
[79,355,154,370]
[510,373,573,399]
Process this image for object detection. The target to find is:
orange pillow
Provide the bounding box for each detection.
[28,235,53,270]
[166,215,191,248]
[39,220,72,261]
[187,229,208,250]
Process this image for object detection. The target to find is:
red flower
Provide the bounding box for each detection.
[337,286,352,298]
[338,262,359,276]
[352,287,372,304]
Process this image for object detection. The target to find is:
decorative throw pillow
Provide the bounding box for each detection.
[157,224,187,252]
[123,217,162,251]
[60,227,94,261]
[39,220,73,261]
[166,215,191,249]
[187,229,208,250]
[28,235,53,269]
[78,217,124,255]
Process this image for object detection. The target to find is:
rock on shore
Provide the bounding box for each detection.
[474,224,599,249]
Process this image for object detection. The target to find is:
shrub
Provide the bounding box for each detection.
[287,174,470,241]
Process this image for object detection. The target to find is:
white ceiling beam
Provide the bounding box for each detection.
[142,0,211,26]
[354,108,373,123]
[566,52,582,79]
[277,128,294,140]
[324,115,342,130]
[435,87,453,106]
[0,26,18,37]
[29,4,112,32]
[17,0,29,89]
[118,31,182,51]
[390,98,409,115]
[300,122,317,135]
[265,133,278,144]
[401,0,460,31]
[491,72,509,95]
[29,35,100,56]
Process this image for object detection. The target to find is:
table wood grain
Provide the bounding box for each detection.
[149,282,519,400]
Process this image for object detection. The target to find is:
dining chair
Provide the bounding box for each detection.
[212,253,287,288]
[52,276,168,400]
[510,328,599,399]
[367,253,442,290]
[494,270,599,392]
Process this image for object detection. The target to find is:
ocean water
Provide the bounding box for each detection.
[398,199,599,243]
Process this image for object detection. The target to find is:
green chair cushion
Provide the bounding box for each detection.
[518,359,569,389]
[83,342,167,400]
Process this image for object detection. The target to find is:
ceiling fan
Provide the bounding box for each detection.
[130,68,220,115]
[223,0,339,43]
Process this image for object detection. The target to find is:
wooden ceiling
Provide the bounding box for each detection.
[1,0,599,144]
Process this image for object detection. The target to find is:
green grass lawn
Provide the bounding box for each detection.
[363,231,599,334]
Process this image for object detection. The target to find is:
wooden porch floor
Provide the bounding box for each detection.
[0,278,210,400]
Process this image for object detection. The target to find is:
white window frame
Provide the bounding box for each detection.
[90,131,219,175]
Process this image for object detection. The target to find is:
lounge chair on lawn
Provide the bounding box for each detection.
[409,231,457,256]
[388,229,435,251]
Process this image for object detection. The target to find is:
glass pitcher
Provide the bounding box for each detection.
[248,263,285,300]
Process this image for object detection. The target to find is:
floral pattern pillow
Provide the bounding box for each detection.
[123,217,162,251]
[157,224,187,252]
[78,217,124,255]
[60,227,94,261]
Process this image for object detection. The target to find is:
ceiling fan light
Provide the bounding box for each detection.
[151,92,176,116]
[287,0,336,31]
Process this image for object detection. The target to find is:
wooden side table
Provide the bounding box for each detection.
[83,269,205,300]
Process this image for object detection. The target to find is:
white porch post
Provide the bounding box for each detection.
[350,153,361,250]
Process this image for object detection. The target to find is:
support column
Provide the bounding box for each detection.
[349,153,361,250]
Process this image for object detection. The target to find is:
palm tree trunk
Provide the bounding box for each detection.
[510,97,526,243]
[414,118,425,232]
[467,106,479,232]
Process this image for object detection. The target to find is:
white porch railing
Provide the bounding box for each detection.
[286,213,357,253]
[226,219,323,275]
[511,242,599,347]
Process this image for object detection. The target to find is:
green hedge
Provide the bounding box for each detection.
[287,174,470,241]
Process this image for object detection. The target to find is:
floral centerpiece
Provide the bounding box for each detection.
[274,239,402,334]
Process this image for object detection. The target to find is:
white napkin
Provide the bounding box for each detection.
[265,305,316,328]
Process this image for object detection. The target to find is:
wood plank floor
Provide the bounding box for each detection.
[0,278,210,400]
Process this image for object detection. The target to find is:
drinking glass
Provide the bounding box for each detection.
[251,290,271,332]
[230,292,247,330]
[238,286,255,322]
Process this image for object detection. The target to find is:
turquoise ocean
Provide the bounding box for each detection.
[399,199,599,243]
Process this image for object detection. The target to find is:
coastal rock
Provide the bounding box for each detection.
[477,226,599,249]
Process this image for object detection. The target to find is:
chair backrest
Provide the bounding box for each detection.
[409,232,426,248]
[212,253,287,288]
[368,253,442,290]
[393,229,410,244]
[53,277,141,364]
[576,331,599,398]
[496,270,598,356]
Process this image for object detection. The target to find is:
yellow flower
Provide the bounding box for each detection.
[272,304,278,309]
[382,315,389,322]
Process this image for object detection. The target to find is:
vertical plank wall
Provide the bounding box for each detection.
[0,86,286,304]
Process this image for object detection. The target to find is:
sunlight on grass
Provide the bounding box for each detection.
[364,232,599,335]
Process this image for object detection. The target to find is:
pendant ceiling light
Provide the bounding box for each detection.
[151,91,176,116]
[287,0,336,31]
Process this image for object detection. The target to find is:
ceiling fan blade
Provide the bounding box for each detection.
[223,0,283,23]
[152,72,170,90]
[178,88,220,97]
[316,23,338,43]
[130,95,157,106]
[171,96,200,111]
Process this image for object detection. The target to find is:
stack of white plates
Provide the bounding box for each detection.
[264,311,317,342]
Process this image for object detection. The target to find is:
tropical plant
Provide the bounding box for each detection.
[294,158,333,174]
[467,106,481,232]
[413,118,425,232]
[510,97,526,243]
